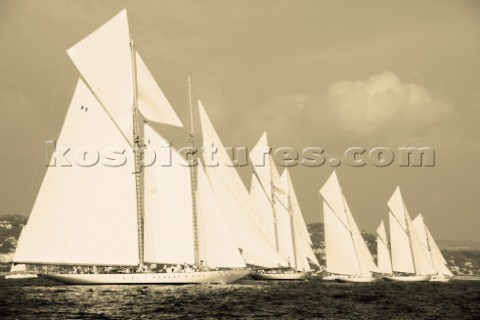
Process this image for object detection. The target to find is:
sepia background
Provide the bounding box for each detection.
[0,0,479,242]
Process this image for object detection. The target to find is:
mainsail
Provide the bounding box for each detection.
[198,101,286,268]
[412,214,453,277]
[376,220,393,274]
[387,187,435,275]
[319,171,377,277]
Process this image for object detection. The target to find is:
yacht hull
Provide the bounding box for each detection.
[38,270,249,285]
[251,271,310,280]
[383,275,431,282]
[336,277,378,283]
[5,273,38,279]
[430,276,450,283]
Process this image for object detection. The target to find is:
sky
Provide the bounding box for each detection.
[0,0,479,241]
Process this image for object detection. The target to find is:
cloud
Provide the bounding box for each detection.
[327,71,454,136]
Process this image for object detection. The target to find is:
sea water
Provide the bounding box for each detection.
[0,277,479,319]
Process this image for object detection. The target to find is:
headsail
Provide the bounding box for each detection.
[14,79,139,266]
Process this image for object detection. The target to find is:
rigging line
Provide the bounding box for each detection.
[389,210,409,235]
[321,197,352,235]
[273,192,288,211]
[21,55,67,216]
[206,167,275,241]
[252,170,274,206]
[377,233,389,248]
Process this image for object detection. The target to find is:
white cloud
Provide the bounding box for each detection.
[327,71,454,135]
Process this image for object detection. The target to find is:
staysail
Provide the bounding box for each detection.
[14,79,139,266]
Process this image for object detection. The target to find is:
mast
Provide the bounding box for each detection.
[270,170,280,254]
[286,177,298,270]
[130,33,144,269]
[188,75,200,267]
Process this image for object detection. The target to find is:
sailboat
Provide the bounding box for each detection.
[412,214,453,282]
[383,187,435,282]
[319,171,378,283]
[375,221,393,276]
[12,9,249,285]
[248,133,318,280]
[5,263,38,280]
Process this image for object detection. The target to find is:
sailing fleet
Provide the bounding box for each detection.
[7,10,453,284]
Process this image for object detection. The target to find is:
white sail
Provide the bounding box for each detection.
[250,173,276,246]
[388,210,414,273]
[249,133,295,264]
[319,171,376,276]
[14,79,139,266]
[376,221,393,274]
[196,161,246,268]
[66,10,134,143]
[274,190,295,265]
[135,52,183,127]
[143,123,194,265]
[388,187,435,275]
[198,101,286,268]
[67,9,183,146]
[249,133,286,199]
[10,263,27,272]
[282,169,320,269]
[322,200,360,275]
[426,226,453,276]
[344,197,378,274]
[412,214,453,277]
